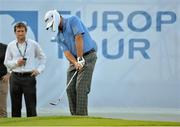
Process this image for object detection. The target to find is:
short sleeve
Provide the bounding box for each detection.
[71,16,85,36]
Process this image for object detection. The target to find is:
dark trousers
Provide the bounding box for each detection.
[67,52,97,116]
[10,72,37,117]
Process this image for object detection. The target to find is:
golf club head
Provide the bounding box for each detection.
[49,102,57,106]
[49,98,60,106]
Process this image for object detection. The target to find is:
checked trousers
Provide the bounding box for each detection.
[66,52,97,116]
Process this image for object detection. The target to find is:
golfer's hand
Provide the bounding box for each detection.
[31,70,39,77]
[74,62,83,70]
[74,57,85,70]
[77,57,85,67]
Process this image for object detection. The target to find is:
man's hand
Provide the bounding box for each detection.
[31,70,39,77]
[74,62,83,70]
[77,57,85,67]
[75,57,85,70]
[2,73,10,82]
[17,58,26,66]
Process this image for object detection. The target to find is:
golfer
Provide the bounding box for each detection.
[44,10,97,116]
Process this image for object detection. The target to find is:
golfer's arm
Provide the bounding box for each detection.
[64,51,77,65]
[75,34,83,58]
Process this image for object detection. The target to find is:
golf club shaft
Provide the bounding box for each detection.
[59,71,77,100]
[50,71,77,105]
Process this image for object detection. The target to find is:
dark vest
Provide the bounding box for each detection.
[0,43,7,78]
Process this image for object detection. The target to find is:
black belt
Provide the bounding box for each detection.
[12,72,32,76]
[83,49,95,56]
[75,49,95,58]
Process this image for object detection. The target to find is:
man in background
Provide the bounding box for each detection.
[4,22,46,117]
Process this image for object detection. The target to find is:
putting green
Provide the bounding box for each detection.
[0,116,180,126]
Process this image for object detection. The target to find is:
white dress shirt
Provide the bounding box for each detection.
[4,39,46,73]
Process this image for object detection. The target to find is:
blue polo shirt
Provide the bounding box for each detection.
[56,16,96,57]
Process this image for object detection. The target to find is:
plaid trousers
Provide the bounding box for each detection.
[66,52,97,116]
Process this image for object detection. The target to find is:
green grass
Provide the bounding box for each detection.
[0,116,180,126]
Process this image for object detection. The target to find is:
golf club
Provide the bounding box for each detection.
[49,71,77,106]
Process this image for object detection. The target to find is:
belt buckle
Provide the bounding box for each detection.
[18,72,24,76]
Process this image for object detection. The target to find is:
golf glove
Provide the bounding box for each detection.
[77,57,85,67]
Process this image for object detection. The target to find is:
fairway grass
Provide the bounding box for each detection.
[0,116,180,126]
